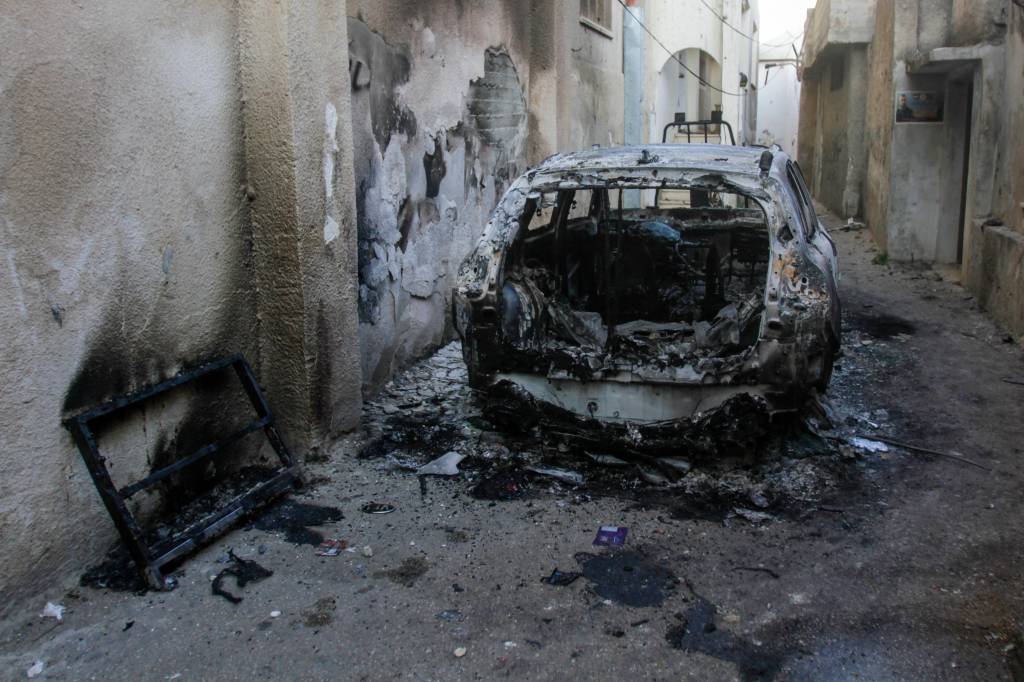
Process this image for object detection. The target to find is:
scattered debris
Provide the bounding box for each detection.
[270,610,281,618]
[470,469,530,500]
[849,437,890,453]
[251,500,344,545]
[361,546,374,558]
[541,568,582,586]
[630,619,650,627]
[80,544,149,593]
[361,502,396,514]
[732,566,780,579]
[863,435,990,471]
[39,602,64,622]
[26,661,44,679]
[210,550,273,604]
[525,465,585,486]
[730,508,774,525]
[416,451,465,476]
[315,539,347,557]
[436,609,465,622]
[454,647,467,658]
[841,218,866,231]
[587,452,630,467]
[593,526,629,547]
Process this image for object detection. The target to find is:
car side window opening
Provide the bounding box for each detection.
[508,182,771,351]
[525,192,559,231]
[786,162,818,239]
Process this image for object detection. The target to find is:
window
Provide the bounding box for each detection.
[526,193,558,231]
[566,189,595,221]
[580,0,613,37]
[787,162,819,238]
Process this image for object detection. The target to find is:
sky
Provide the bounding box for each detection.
[758,0,818,48]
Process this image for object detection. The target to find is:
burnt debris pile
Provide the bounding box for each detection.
[359,342,873,519]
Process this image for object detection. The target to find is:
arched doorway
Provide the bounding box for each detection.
[653,48,722,143]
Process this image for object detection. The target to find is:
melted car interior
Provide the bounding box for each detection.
[502,185,771,360]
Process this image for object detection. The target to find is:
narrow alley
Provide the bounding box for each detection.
[2,1,1023,680]
[2,206,1021,679]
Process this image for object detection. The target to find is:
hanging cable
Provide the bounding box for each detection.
[697,0,804,48]
[617,0,744,97]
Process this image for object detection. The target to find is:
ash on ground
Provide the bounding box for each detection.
[357,342,891,522]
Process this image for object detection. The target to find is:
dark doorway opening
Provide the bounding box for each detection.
[956,82,973,264]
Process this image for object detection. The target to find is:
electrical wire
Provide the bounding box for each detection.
[617,0,744,97]
[697,0,804,48]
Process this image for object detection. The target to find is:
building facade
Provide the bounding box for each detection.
[799,0,1024,335]
[632,0,761,147]
[797,0,878,219]
[347,0,625,393]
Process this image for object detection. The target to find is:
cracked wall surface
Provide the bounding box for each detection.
[346,3,533,393]
[346,1,624,394]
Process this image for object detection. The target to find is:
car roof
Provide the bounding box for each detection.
[533,144,786,178]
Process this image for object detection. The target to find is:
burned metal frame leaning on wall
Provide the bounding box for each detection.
[63,355,299,590]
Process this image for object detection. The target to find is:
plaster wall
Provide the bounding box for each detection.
[0,2,257,614]
[798,0,875,218]
[803,0,878,70]
[885,71,966,262]
[806,48,871,218]
[756,61,801,156]
[639,0,759,146]
[347,1,624,393]
[964,5,1024,335]
[864,0,896,247]
[1003,5,1024,235]
[950,0,1007,47]
[797,78,819,184]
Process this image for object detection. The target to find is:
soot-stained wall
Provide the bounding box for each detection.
[0,2,259,613]
[347,1,533,391]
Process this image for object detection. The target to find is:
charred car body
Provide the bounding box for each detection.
[453,145,840,457]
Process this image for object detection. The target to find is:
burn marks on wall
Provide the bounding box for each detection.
[347,19,417,152]
[423,135,446,198]
[347,21,529,391]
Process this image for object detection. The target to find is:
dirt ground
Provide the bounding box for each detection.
[2,206,1024,681]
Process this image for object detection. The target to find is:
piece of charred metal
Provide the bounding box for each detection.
[64,354,299,590]
[454,144,840,455]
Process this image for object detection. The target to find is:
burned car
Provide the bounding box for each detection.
[453,145,840,457]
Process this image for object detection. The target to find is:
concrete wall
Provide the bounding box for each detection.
[348,0,624,393]
[864,0,896,248]
[0,1,362,616]
[755,59,801,156]
[640,0,759,146]
[803,0,878,69]
[862,0,1024,334]
[964,2,1024,335]
[798,0,875,218]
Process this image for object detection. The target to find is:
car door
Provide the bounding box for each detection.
[786,162,841,340]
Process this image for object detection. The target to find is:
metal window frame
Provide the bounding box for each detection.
[64,354,298,590]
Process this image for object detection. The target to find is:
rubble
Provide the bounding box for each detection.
[356,339,883,525]
[416,452,465,476]
[210,551,273,604]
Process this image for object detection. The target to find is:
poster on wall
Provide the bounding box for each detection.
[895,91,944,123]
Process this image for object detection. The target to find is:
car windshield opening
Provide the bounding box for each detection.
[503,184,770,360]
